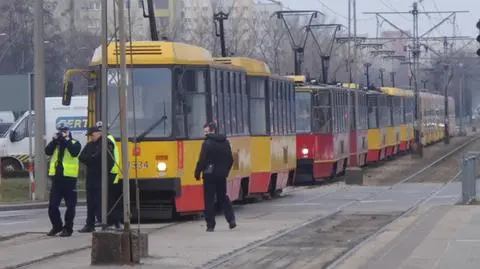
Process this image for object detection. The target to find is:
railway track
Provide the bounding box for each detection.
[203,134,480,269]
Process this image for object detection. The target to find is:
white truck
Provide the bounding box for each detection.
[0,96,88,176]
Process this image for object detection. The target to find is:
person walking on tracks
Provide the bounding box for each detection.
[45,122,82,237]
[194,122,237,232]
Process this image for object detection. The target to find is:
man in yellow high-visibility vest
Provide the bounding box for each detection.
[94,121,122,229]
[45,122,82,237]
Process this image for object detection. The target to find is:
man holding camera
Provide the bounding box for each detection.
[45,122,82,237]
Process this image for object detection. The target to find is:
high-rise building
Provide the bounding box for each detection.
[49,0,150,40]
[152,0,184,37]
[381,30,410,57]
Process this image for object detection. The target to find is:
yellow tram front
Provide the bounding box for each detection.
[63,41,248,220]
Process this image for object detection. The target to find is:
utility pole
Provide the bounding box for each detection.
[364,3,468,158]
[443,62,450,143]
[214,11,229,57]
[34,0,47,200]
[307,24,342,83]
[116,0,131,232]
[348,0,352,83]
[412,2,422,156]
[275,10,321,75]
[353,0,357,80]
[364,62,372,86]
[459,64,465,135]
[100,0,108,229]
[379,68,385,87]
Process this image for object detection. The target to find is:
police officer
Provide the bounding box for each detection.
[78,123,115,232]
[90,121,122,229]
[45,122,82,237]
[194,122,236,232]
[103,122,122,229]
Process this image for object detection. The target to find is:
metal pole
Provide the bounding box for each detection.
[27,73,35,200]
[117,0,131,231]
[412,2,423,157]
[459,67,465,135]
[348,0,352,83]
[34,0,47,200]
[100,0,108,229]
[353,0,357,80]
[443,63,450,143]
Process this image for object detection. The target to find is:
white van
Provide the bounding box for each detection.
[0,96,88,175]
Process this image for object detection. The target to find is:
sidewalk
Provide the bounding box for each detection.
[335,204,480,269]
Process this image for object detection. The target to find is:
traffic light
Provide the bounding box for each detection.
[477,19,480,56]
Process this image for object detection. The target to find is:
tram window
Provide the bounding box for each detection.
[229,72,237,135]
[367,95,378,128]
[269,80,274,134]
[276,84,281,135]
[295,91,311,133]
[210,69,217,125]
[249,77,267,135]
[236,73,243,135]
[286,83,292,134]
[216,70,225,134]
[223,71,231,135]
[290,86,295,134]
[241,74,249,134]
[313,91,331,133]
[184,69,207,138]
[278,82,283,135]
[282,83,287,135]
[350,92,356,130]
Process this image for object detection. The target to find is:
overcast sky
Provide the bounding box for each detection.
[279,0,478,39]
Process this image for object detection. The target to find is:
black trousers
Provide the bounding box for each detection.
[85,185,100,228]
[48,178,77,232]
[107,174,122,226]
[203,176,235,228]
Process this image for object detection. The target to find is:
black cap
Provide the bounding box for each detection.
[86,126,101,136]
[56,121,69,131]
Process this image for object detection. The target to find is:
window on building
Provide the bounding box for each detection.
[155,0,169,9]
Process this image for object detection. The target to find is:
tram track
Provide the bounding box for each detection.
[203,134,480,269]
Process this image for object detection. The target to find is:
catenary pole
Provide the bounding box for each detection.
[34,0,47,200]
[100,0,108,229]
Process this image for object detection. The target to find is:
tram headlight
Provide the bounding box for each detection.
[301,148,309,155]
[157,161,167,172]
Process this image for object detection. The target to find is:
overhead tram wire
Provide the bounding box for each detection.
[379,0,411,21]
[314,0,347,20]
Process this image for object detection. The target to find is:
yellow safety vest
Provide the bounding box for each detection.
[107,135,120,184]
[48,140,80,178]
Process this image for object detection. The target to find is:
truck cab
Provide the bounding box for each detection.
[0,96,88,177]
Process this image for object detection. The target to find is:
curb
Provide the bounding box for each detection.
[0,200,87,211]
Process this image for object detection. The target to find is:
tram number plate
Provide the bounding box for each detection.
[128,161,149,169]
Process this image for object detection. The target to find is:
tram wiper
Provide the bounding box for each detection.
[133,115,168,143]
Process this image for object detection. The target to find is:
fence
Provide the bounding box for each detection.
[461,152,480,204]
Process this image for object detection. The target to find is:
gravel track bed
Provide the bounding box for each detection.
[364,135,480,186]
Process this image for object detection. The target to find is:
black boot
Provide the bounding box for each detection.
[59,228,73,237]
[78,225,95,233]
[46,227,62,236]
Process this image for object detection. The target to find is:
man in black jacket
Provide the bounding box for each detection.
[195,122,236,232]
[78,125,115,232]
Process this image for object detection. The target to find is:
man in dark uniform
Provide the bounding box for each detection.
[78,124,115,232]
[45,122,82,237]
[195,122,236,232]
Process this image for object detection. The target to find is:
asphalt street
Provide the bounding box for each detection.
[0,206,87,236]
